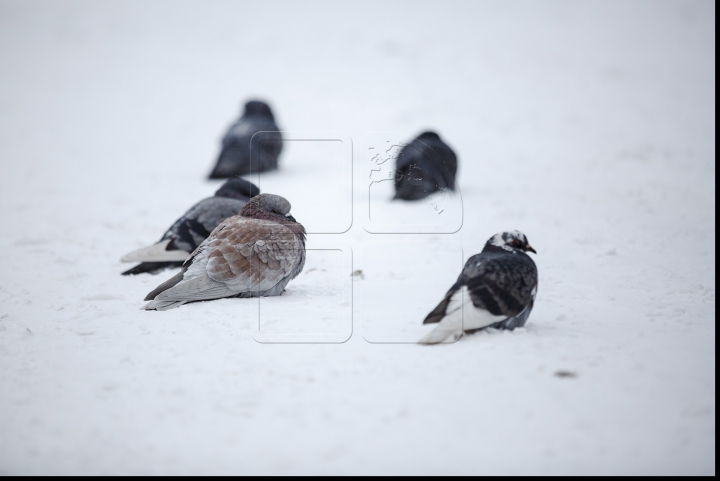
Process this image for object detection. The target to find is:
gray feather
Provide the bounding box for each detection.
[153,273,238,302]
[144,270,184,301]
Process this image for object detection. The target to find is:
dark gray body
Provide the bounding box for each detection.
[209,101,283,178]
[394,131,457,201]
[160,196,248,253]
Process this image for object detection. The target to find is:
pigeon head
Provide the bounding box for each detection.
[214,178,260,200]
[416,131,441,141]
[486,231,537,254]
[243,100,274,120]
[240,193,297,223]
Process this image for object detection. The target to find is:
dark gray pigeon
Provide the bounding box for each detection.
[419,231,538,344]
[394,131,457,201]
[121,178,260,275]
[208,100,283,178]
[143,193,306,311]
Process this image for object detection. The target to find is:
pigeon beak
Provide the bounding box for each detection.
[285,213,297,223]
[526,244,537,254]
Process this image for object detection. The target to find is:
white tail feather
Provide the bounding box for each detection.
[142,300,187,311]
[121,239,190,263]
[419,287,505,345]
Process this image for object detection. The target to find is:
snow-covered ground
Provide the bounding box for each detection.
[0,0,714,475]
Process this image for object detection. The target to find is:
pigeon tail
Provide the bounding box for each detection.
[418,325,463,344]
[142,300,187,311]
[422,288,457,324]
[122,261,183,276]
[144,270,185,301]
[121,239,190,263]
[419,287,505,345]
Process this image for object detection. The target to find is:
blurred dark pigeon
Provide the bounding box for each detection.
[143,193,306,311]
[394,131,457,201]
[419,231,538,344]
[121,178,260,275]
[208,100,283,178]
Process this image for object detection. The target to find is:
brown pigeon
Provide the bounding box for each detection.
[142,193,306,311]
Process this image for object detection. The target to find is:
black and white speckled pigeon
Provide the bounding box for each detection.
[143,193,306,311]
[208,100,283,178]
[121,178,260,275]
[419,231,538,344]
[394,131,457,201]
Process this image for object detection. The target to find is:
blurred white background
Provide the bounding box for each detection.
[0,0,714,475]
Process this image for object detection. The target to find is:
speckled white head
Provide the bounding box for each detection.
[487,230,537,254]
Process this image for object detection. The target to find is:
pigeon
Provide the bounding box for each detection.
[419,231,538,344]
[121,178,260,275]
[208,100,283,178]
[394,131,458,201]
[143,193,306,311]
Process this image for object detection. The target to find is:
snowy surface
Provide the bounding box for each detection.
[0,0,715,475]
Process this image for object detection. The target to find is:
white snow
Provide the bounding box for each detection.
[0,0,714,475]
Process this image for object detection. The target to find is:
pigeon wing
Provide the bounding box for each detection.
[161,197,246,253]
[464,254,537,317]
[205,218,301,293]
[193,197,247,234]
